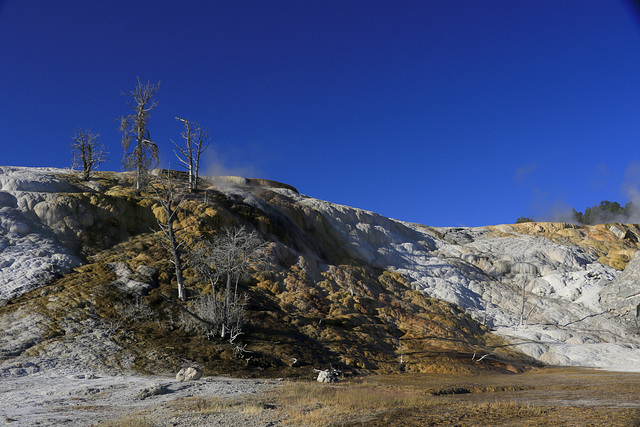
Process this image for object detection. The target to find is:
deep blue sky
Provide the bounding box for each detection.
[2,1,640,227]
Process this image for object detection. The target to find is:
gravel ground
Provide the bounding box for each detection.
[0,362,284,426]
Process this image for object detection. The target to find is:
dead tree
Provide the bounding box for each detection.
[152,170,189,301]
[173,117,210,191]
[189,226,271,339]
[211,227,270,324]
[191,122,210,191]
[70,128,108,180]
[120,78,160,191]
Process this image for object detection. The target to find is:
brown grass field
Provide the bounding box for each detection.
[100,367,640,426]
[177,367,640,426]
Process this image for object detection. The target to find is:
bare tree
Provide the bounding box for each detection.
[119,78,160,191]
[70,128,108,180]
[173,117,211,191]
[152,170,189,301]
[190,226,271,339]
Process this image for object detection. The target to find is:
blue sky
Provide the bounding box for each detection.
[2,1,640,227]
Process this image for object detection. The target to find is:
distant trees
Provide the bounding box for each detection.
[516,200,635,225]
[117,79,214,193]
[516,216,534,224]
[572,200,633,224]
[70,128,108,180]
[173,117,211,191]
[119,78,161,191]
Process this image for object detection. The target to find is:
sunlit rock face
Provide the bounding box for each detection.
[0,167,82,299]
[2,166,640,370]
[600,251,640,323]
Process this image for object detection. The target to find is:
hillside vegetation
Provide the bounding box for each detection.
[0,169,527,378]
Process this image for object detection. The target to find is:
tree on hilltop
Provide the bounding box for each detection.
[173,117,211,191]
[70,128,108,181]
[119,78,160,191]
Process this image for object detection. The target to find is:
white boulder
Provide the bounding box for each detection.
[176,367,202,381]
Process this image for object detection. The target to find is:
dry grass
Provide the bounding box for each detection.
[248,369,640,426]
[254,379,552,426]
[167,395,269,416]
[97,369,640,426]
[269,381,434,425]
[98,415,155,427]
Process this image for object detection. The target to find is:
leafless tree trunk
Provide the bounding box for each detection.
[120,78,160,191]
[192,122,210,191]
[70,128,108,181]
[173,117,211,191]
[152,170,189,301]
[174,117,195,190]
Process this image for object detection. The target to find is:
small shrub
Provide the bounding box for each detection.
[118,295,158,323]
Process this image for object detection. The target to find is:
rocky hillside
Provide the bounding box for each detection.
[2,166,640,378]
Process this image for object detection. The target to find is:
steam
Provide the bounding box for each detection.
[525,187,576,224]
[547,201,576,223]
[202,149,259,179]
[520,161,640,225]
[514,162,537,183]
[620,160,640,223]
[555,161,640,224]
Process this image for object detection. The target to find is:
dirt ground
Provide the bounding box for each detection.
[3,366,640,426]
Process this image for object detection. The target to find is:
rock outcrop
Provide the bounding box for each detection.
[108,263,158,296]
[0,167,155,300]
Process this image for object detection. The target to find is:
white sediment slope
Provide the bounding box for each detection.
[2,166,640,372]
[0,167,82,300]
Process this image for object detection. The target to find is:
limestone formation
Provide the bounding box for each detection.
[4,166,640,372]
[600,250,640,328]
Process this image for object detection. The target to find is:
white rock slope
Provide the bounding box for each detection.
[0,167,82,299]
